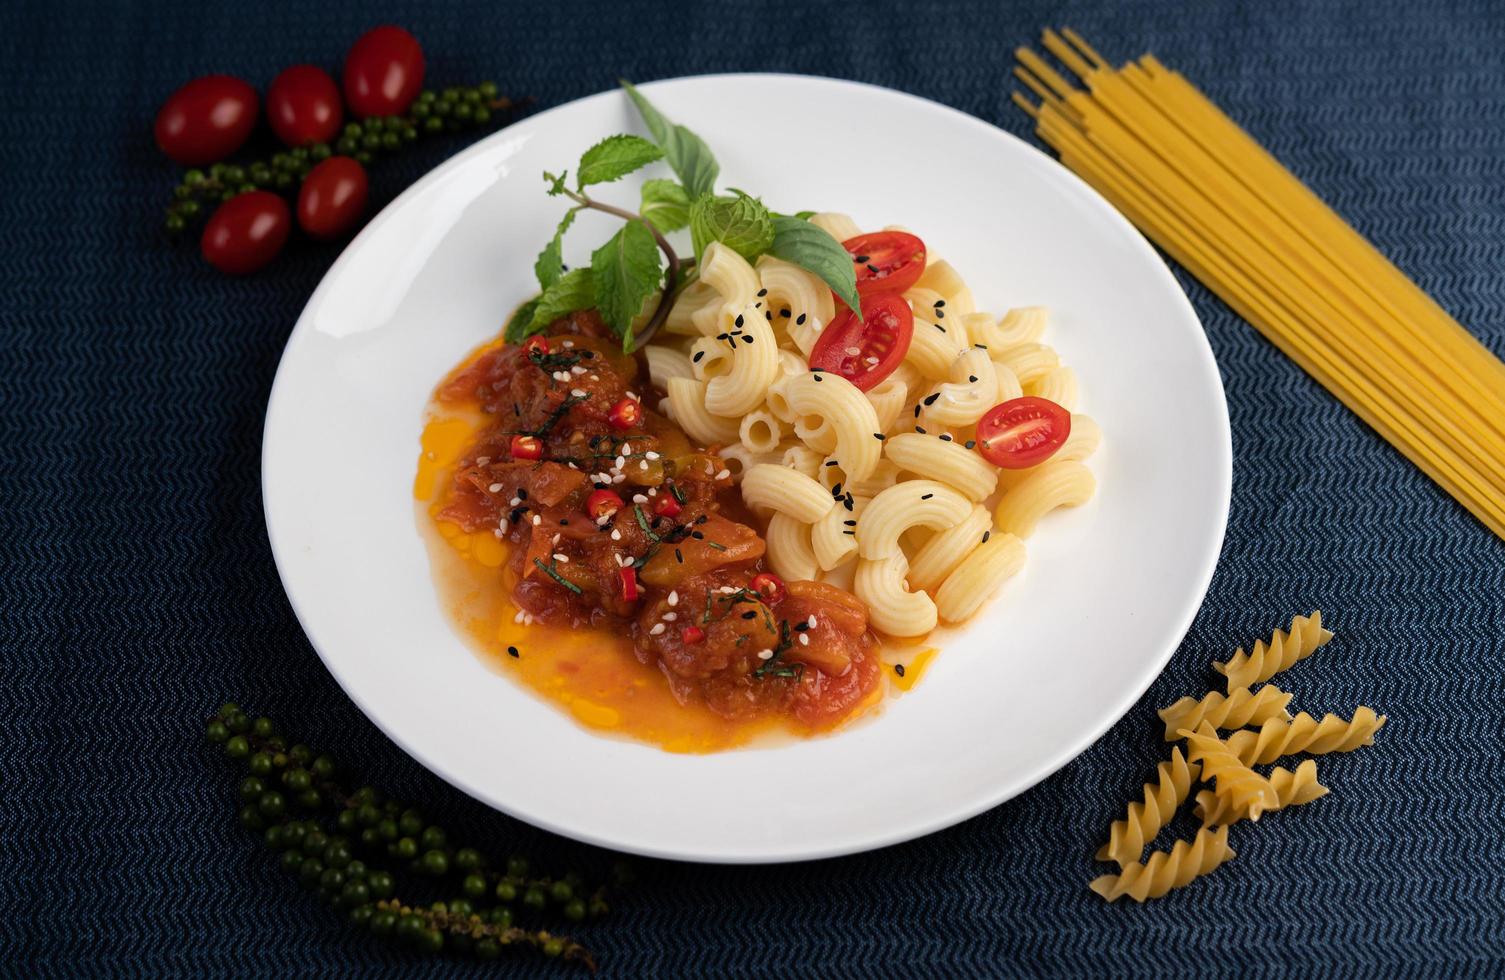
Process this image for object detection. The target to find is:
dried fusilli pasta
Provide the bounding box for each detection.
[1225,708,1387,766]
[1194,759,1328,827]
[1089,826,1235,903]
[1157,684,1294,742]
[1096,747,1201,869]
[1180,721,1281,821]
[1214,611,1333,693]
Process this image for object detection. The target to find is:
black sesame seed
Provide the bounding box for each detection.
[765,311,773,321]
[873,432,886,440]
[794,622,810,632]
[745,334,756,343]
[843,519,856,526]
[854,255,869,263]
[915,426,927,434]
[691,530,704,539]
[965,440,977,449]
[825,460,839,467]
[507,645,520,658]
[843,496,854,511]
[968,375,978,383]
[830,483,844,497]
[982,530,991,543]
[842,529,855,536]
[693,351,705,363]
[675,548,684,563]
[716,332,729,341]
[757,288,768,297]
[934,324,947,333]
[796,314,807,325]
[939,434,953,442]
[741,610,757,620]
[923,392,940,406]
[780,308,791,318]
[559,518,569,525]
[920,493,934,500]
[813,373,823,382]
[913,405,922,418]
[934,299,946,307]
[975,343,988,350]
[734,314,744,328]
[935,309,945,319]
[517,489,529,500]
[894,663,906,677]
[866,264,879,274]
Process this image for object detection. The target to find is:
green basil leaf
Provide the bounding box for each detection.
[590,219,663,339]
[576,134,664,189]
[534,208,576,290]
[621,81,719,199]
[640,179,692,233]
[690,193,775,264]
[769,215,862,319]
[503,297,541,343]
[524,267,596,336]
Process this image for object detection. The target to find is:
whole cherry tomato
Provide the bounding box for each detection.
[154,75,259,166]
[342,26,425,118]
[296,156,369,240]
[266,65,343,146]
[200,191,291,275]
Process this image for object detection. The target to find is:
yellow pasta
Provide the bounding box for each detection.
[972,306,1049,348]
[906,504,992,592]
[914,259,975,313]
[781,443,824,478]
[663,278,720,336]
[865,376,910,433]
[740,463,836,524]
[993,341,1059,386]
[704,307,779,417]
[689,335,733,381]
[856,481,972,560]
[756,254,834,336]
[918,348,1001,429]
[825,458,899,499]
[993,460,1096,537]
[765,512,820,582]
[1089,826,1234,903]
[698,240,761,311]
[1027,366,1079,411]
[884,433,999,502]
[935,532,1026,622]
[1215,611,1334,694]
[738,407,791,454]
[811,494,867,571]
[854,551,937,637]
[716,441,788,481]
[1096,747,1201,869]
[644,345,695,389]
[664,377,740,445]
[1195,759,1328,828]
[1157,685,1294,742]
[768,371,882,483]
[1226,708,1387,766]
[809,211,862,242]
[1180,721,1281,822]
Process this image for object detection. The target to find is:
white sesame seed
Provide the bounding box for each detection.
[476,456,491,465]
[714,468,730,480]
[667,590,679,606]
[615,455,626,469]
[720,586,738,594]
[647,488,657,496]
[610,529,622,541]
[628,391,640,401]
[595,514,611,526]
[551,533,560,545]
[845,346,861,356]
[662,612,677,622]
[572,388,588,398]
[571,365,587,375]
[632,494,648,504]
[645,451,660,460]
[493,528,505,538]
[612,474,626,483]
[756,649,774,661]
[798,633,810,646]
[552,371,570,382]
[649,623,666,636]
[531,515,542,526]
[567,462,578,470]
[513,610,526,624]
[639,461,649,471]
[807,614,818,628]
[553,553,569,563]
[562,340,574,348]
[509,496,521,507]
[621,443,632,454]
[589,374,599,381]
[488,483,503,493]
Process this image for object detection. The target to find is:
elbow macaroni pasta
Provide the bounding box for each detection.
[994,461,1095,538]
[935,532,1025,622]
[856,481,972,560]
[765,512,820,582]
[855,551,937,637]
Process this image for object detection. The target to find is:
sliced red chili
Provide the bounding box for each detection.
[608,397,642,431]
[509,434,543,461]
[749,572,786,605]
[618,566,639,602]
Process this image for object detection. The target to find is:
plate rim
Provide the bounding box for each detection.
[262,71,1232,864]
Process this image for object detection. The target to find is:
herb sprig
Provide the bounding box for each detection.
[506,83,862,352]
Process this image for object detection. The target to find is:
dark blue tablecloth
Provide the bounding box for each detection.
[3,0,1503,975]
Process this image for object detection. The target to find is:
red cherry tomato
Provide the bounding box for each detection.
[843,231,926,299]
[522,336,550,357]
[749,572,786,605]
[509,434,544,461]
[200,191,291,275]
[296,156,369,240]
[654,492,682,519]
[154,75,259,166]
[607,398,642,431]
[681,625,705,645]
[342,26,425,118]
[618,566,639,602]
[809,292,913,391]
[975,396,1072,469]
[266,65,344,146]
[586,489,623,522]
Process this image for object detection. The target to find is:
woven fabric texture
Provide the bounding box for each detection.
[2,0,1503,975]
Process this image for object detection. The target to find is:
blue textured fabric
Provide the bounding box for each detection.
[3,0,1504,975]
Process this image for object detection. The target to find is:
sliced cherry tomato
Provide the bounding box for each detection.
[681,625,705,645]
[342,26,425,118]
[509,434,543,461]
[618,566,639,602]
[154,75,258,166]
[808,292,913,391]
[586,489,623,522]
[843,231,926,299]
[266,65,343,146]
[749,572,786,605]
[975,396,1071,469]
[200,191,290,275]
[654,492,683,519]
[607,398,642,431]
[522,336,550,357]
[296,156,369,240]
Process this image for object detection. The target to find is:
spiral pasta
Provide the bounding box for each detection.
[1180,721,1281,822]
[1157,685,1294,742]
[1096,747,1202,869]
[1195,759,1328,828]
[1089,826,1234,903]
[1225,708,1387,766]
[1215,611,1334,694]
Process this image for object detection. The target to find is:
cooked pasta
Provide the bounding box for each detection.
[914,259,975,313]
[809,211,862,242]
[1157,685,1294,742]
[1097,747,1201,869]
[704,308,779,417]
[781,443,824,479]
[1089,826,1234,903]
[854,551,937,637]
[644,344,695,388]
[993,341,1059,386]
[664,377,740,445]
[663,278,720,336]
[698,240,760,311]
[919,348,1001,429]
[904,315,966,379]
[716,441,787,481]
[1195,759,1328,828]
[1215,611,1334,693]
[738,407,790,454]
[856,481,972,560]
[865,376,910,433]
[1226,708,1387,766]
[768,371,882,482]
[1180,721,1281,821]
[935,532,1026,623]
[977,306,1049,348]
[885,433,999,502]
[906,504,993,591]
[811,494,866,571]
[740,463,836,524]
[689,335,734,381]
[1027,366,1079,411]
[756,254,834,336]
[765,512,820,582]
[993,460,1095,537]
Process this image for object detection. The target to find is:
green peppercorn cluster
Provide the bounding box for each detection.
[205,702,601,966]
[165,82,515,234]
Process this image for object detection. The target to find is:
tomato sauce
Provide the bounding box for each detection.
[416,312,890,751]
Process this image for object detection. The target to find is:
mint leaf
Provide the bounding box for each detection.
[769,215,862,319]
[590,219,663,339]
[534,208,576,290]
[621,81,719,199]
[504,297,541,343]
[690,193,775,264]
[640,179,691,233]
[576,134,663,189]
[544,171,569,196]
[524,267,596,336]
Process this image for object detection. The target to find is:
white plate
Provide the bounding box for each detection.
[263,74,1230,863]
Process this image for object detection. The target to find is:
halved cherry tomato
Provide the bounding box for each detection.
[522,336,550,357]
[586,489,623,521]
[654,492,683,519]
[509,434,544,461]
[749,572,786,605]
[296,156,368,240]
[681,625,705,645]
[266,65,343,146]
[607,398,642,431]
[154,75,258,166]
[618,566,639,602]
[843,231,926,299]
[808,292,913,391]
[343,26,425,118]
[975,396,1071,469]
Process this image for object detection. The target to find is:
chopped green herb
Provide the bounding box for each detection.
[532,557,582,594]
